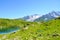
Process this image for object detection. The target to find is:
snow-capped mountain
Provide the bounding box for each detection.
[34,11,60,22]
[22,11,60,22]
[23,14,40,21]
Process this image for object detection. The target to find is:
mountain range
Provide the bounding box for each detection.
[23,14,40,21]
[23,11,60,22]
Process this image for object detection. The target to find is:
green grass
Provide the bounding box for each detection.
[0,18,60,40]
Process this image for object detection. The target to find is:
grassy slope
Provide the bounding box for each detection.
[0,18,60,40]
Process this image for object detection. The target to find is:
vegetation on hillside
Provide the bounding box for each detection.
[0,17,60,40]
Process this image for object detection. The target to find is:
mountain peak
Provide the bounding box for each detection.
[22,11,60,22]
[34,11,60,22]
[23,14,40,21]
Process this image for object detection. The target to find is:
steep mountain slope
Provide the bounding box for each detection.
[0,17,60,40]
[34,11,60,22]
[23,14,40,21]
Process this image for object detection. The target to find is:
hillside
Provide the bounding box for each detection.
[0,18,60,40]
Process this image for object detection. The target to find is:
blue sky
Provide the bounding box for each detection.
[0,0,60,18]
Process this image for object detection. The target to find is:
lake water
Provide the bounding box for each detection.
[0,26,20,34]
